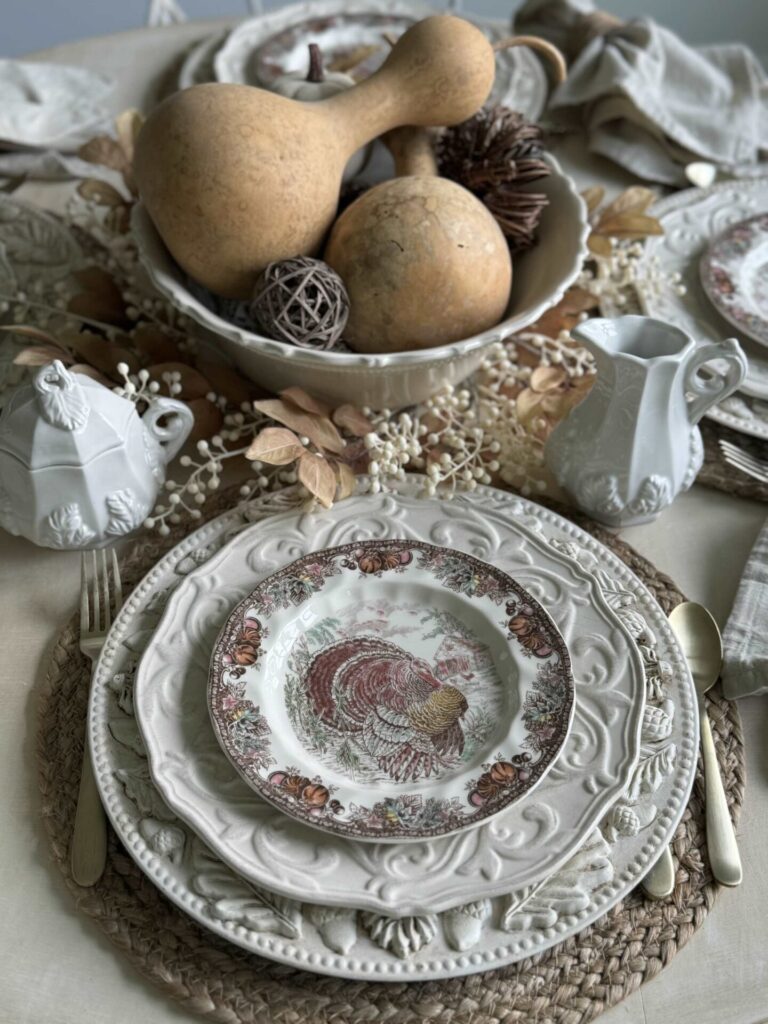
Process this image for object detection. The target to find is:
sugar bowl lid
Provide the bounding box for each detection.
[0,360,134,469]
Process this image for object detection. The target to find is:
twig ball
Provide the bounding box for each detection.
[250,256,349,350]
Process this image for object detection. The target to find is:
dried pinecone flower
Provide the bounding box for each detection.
[437,106,551,252]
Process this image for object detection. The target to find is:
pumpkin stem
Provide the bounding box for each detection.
[307,43,325,83]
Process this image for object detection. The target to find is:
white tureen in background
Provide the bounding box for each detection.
[89,481,698,980]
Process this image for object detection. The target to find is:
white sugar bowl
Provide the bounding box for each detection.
[0,360,193,549]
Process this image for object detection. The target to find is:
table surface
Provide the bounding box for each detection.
[2,19,768,1024]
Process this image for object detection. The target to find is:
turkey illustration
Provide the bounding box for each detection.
[304,636,469,783]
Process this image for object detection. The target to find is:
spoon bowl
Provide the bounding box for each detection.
[669,602,723,695]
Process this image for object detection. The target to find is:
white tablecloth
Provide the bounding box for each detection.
[2,21,768,1024]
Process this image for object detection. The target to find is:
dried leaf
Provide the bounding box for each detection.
[147,361,211,400]
[253,398,345,455]
[246,426,305,465]
[581,186,605,215]
[77,135,129,173]
[279,386,332,419]
[334,460,358,500]
[187,397,223,443]
[587,233,613,258]
[524,286,599,338]
[58,328,138,376]
[328,44,380,74]
[13,345,73,366]
[115,109,143,161]
[595,214,663,239]
[530,366,566,393]
[67,290,128,328]
[297,452,336,508]
[332,403,375,438]
[69,363,113,386]
[131,323,181,363]
[105,204,132,235]
[599,186,656,221]
[77,179,126,207]
[515,388,545,422]
[1,324,63,346]
[197,360,253,406]
[72,266,122,296]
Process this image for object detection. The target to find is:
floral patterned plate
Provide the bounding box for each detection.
[208,540,575,842]
[700,213,768,347]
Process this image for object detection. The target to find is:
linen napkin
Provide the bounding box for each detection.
[515,0,768,185]
[722,516,768,699]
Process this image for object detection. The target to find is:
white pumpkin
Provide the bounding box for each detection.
[271,44,372,180]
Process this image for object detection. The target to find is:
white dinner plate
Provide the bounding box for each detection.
[91,481,697,979]
[133,489,646,916]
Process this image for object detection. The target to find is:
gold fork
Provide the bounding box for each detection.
[71,549,123,887]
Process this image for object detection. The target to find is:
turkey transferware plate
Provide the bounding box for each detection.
[208,539,575,842]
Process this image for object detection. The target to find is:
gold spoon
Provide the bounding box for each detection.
[669,602,742,887]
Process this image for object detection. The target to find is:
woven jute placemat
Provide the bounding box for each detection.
[698,420,768,502]
[37,491,745,1024]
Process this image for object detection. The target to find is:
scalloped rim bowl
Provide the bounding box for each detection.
[132,154,588,408]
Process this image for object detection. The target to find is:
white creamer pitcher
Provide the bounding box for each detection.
[545,316,747,526]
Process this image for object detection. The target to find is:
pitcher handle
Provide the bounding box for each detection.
[142,396,194,464]
[684,339,747,425]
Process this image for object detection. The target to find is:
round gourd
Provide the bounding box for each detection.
[323,127,512,353]
[134,16,497,299]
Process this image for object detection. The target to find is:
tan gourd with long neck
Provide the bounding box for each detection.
[323,127,512,354]
[134,16,496,299]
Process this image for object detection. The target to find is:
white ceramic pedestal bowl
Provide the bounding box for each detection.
[132,155,588,410]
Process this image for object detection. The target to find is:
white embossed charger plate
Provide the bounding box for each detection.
[208,539,575,842]
[133,490,645,916]
[637,178,768,438]
[92,483,696,978]
[213,0,548,119]
[700,213,768,347]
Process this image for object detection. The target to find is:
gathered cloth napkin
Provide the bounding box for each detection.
[722,517,768,699]
[0,60,113,182]
[515,0,768,185]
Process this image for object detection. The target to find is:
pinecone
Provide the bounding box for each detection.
[437,106,551,252]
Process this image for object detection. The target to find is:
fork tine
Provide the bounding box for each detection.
[722,447,768,474]
[722,453,768,482]
[91,549,101,632]
[100,549,111,631]
[111,547,123,614]
[80,552,90,633]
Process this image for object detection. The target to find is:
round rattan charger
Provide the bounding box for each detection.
[37,488,745,1024]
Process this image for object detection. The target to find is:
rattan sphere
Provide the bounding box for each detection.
[250,256,349,350]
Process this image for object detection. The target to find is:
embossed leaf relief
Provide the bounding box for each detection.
[576,474,672,519]
[105,489,148,537]
[501,829,613,931]
[108,717,147,758]
[44,503,95,548]
[0,200,80,270]
[107,670,135,717]
[190,841,302,939]
[305,905,358,955]
[114,766,175,822]
[36,378,90,431]
[360,912,437,959]
[626,743,677,802]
